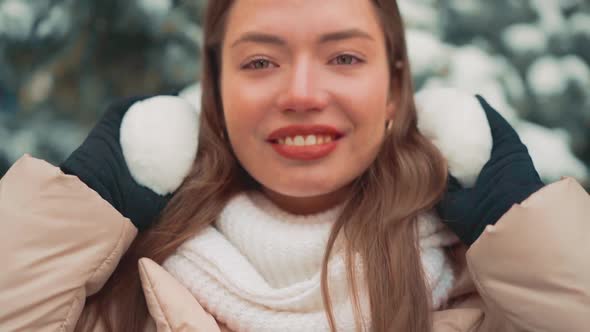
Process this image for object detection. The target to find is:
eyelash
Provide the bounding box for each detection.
[241,54,364,70]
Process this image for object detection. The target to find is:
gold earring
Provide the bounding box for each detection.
[386,119,393,132]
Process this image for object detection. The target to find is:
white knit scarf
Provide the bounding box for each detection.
[163,191,460,332]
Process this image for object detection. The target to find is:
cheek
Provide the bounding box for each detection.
[332,63,390,110]
[222,82,264,138]
[221,73,282,131]
[340,77,390,130]
[339,87,389,162]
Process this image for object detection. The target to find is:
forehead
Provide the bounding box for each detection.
[223,0,383,44]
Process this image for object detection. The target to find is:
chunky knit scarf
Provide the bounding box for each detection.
[163,191,460,332]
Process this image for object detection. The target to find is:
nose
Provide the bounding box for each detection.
[275,57,329,113]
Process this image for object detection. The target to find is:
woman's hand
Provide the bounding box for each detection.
[436,96,545,245]
[60,96,198,230]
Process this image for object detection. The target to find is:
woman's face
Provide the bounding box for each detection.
[220,0,395,214]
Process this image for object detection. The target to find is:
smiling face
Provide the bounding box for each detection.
[220,0,395,214]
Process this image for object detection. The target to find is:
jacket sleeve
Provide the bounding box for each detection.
[0,155,137,332]
[465,177,590,331]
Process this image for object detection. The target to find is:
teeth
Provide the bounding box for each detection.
[278,134,336,146]
[304,135,316,145]
[294,135,305,146]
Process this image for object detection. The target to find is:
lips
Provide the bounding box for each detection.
[266,125,345,142]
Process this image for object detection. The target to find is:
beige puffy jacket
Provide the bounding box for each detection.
[1,155,589,331]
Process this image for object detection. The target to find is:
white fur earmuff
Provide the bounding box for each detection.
[415,87,493,187]
[120,96,200,195]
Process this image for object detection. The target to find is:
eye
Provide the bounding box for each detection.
[242,58,277,70]
[331,54,363,65]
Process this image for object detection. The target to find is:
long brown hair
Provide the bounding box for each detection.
[77,1,448,331]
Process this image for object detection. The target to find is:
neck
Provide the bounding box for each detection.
[261,184,352,215]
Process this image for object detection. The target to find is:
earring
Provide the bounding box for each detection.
[386,119,393,132]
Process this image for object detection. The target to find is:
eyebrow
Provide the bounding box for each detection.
[230,29,375,48]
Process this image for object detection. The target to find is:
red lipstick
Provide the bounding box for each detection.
[267,125,344,161]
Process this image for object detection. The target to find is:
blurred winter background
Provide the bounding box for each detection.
[0,0,589,189]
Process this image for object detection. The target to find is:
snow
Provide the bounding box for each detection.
[569,12,590,36]
[518,122,589,184]
[496,57,527,104]
[36,6,71,39]
[0,0,35,41]
[526,56,568,97]
[136,0,173,23]
[529,0,567,36]
[405,29,449,77]
[397,0,439,31]
[448,46,501,86]
[526,55,590,99]
[502,24,548,55]
[561,55,590,89]
[448,0,482,17]
[557,0,585,12]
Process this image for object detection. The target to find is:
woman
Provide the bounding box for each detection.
[1,0,589,331]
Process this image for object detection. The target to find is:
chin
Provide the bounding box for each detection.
[265,178,352,199]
